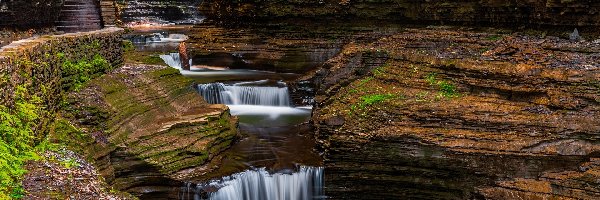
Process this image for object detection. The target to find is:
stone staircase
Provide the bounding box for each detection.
[56,0,103,33]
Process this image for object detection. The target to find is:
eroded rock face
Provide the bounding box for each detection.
[201,0,600,26]
[0,0,63,28]
[309,27,600,199]
[64,64,238,198]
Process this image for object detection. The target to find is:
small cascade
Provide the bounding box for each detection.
[128,32,189,44]
[197,82,292,107]
[182,166,324,200]
[160,53,192,71]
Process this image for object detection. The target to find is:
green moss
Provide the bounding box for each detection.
[424,73,459,99]
[61,54,112,91]
[350,93,397,114]
[485,35,503,41]
[124,51,170,66]
[48,119,96,157]
[122,40,135,53]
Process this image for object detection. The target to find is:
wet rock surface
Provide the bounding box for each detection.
[60,64,239,198]
[118,0,205,25]
[310,27,600,199]
[24,149,136,200]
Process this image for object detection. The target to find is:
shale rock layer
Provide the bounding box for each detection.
[64,65,238,198]
[202,0,600,27]
[310,27,600,199]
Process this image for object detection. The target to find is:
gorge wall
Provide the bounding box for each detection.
[62,65,239,198]
[201,0,600,27]
[308,28,600,199]
[0,0,63,28]
[0,26,239,198]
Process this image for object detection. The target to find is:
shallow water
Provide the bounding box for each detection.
[139,22,595,200]
[182,166,324,200]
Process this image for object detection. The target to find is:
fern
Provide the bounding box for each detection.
[0,86,42,199]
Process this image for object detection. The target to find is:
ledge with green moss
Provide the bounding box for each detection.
[60,64,238,198]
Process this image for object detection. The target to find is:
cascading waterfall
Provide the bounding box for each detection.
[197,82,292,107]
[160,53,192,71]
[182,166,324,200]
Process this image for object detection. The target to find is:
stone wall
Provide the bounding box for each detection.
[201,0,600,27]
[0,27,124,141]
[0,0,63,28]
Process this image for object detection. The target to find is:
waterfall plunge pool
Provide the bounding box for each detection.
[185,80,322,200]
[159,40,323,200]
[182,166,325,200]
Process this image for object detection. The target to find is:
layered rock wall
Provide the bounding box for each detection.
[63,66,239,198]
[309,28,600,199]
[0,0,63,28]
[202,0,600,27]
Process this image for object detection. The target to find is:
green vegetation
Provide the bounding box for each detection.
[372,64,388,77]
[485,35,503,41]
[122,40,135,52]
[0,52,112,199]
[124,51,170,66]
[0,86,43,199]
[425,73,459,99]
[61,54,112,91]
[350,93,396,114]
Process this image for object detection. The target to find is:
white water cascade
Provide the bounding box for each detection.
[197,81,292,107]
[160,52,192,71]
[186,166,324,200]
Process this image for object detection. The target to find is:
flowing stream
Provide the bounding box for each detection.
[162,53,324,200]
[183,167,324,200]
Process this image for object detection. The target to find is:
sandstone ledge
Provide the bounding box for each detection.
[62,64,238,198]
[311,27,600,199]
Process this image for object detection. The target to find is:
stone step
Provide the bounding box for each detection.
[56,0,103,33]
[56,22,102,26]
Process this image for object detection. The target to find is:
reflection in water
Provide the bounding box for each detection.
[182,166,324,200]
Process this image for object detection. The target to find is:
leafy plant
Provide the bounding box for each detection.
[350,93,396,114]
[424,73,459,99]
[122,40,135,52]
[60,158,80,169]
[0,86,43,199]
[61,54,111,91]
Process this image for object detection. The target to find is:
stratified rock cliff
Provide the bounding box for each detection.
[201,0,600,26]
[309,27,600,199]
[63,65,238,198]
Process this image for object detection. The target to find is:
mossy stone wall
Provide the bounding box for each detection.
[0,27,124,141]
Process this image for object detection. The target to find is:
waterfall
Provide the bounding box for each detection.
[197,82,292,107]
[160,53,192,71]
[187,166,324,200]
